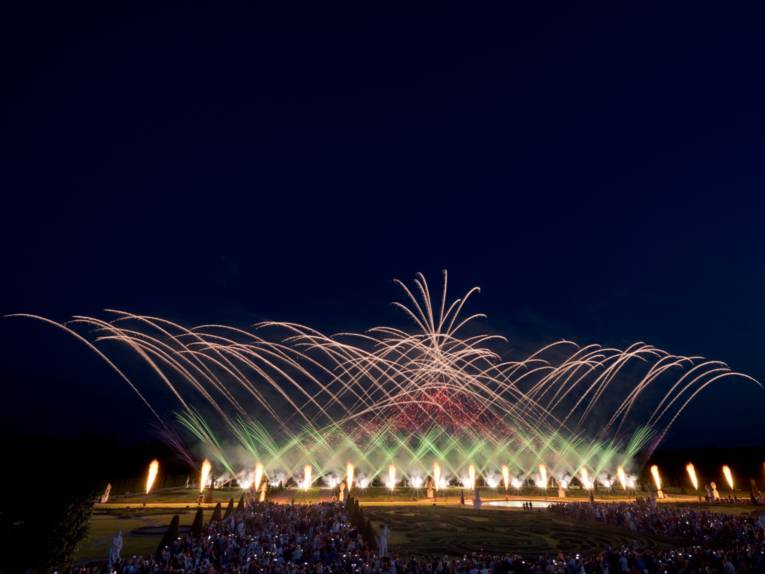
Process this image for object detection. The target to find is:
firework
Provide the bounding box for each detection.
[254,462,264,491]
[650,464,662,494]
[617,465,627,490]
[686,463,698,490]
[502,464,510,491]
[145,459,159,494]
[722,465,734,490]
[434,461,442,491]
[9,272,759,485]
[302,464,312,490]
[346,462,354,491]
[200,459,212,493]
[466,464,476,490]
[387,464,396,491]
[537,463,548,490]
[580,467,593,490]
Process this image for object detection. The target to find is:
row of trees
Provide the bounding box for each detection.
[345,495,378,551]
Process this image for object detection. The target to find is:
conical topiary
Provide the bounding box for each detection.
[155,514,180,558]
[191,508,204,537]
[365,518,377,551]
[224,498,234,519]
[209,502,222,524]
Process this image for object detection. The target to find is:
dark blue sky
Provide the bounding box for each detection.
[2,2,764,447]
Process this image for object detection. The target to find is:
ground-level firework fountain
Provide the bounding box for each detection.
[9,272,759,490]
[145,459,159,494]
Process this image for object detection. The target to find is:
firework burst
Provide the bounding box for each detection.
[8,271,759,485]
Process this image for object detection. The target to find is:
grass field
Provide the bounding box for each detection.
[363,506,679,556]
[77,508,216,563]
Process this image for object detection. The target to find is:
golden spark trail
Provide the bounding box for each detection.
[686,462,698,490]
[145,459,159,494]
[650,464,662,491]
[617,465,627,490]
[580,467,592,490]
[502,464,510,491]
[255,462,264,490]
[387,464,396,491]
[200,459,212,493]
[346,462,354,491]
[538,463,547,490]
[723,465,734,490]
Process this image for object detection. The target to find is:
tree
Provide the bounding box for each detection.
[191,508,204,537]
[209,501,222,523]
[156,515,180,558]
[0,436,101,572]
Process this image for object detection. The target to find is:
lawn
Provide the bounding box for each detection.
[76,508,214,563]
[362,506,679,556]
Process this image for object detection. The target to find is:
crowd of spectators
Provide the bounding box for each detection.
[64,499,765,574]
[548,500,765,573]
[549,500,765,546]
[112,501,371,574]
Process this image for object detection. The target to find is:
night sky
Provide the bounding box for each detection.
[2,3,764,448]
